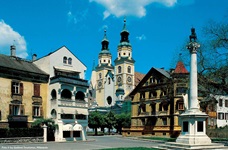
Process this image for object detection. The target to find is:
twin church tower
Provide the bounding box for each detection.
[90,19,135,107]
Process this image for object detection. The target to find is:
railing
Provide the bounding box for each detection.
[58,99,87,107]
[138,111,169,116]
[7,115,28,122]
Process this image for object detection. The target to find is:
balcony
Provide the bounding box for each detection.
[8,115,28,122]
[11,94,22,101]
[32,96,42,103]
[58,99,87,108]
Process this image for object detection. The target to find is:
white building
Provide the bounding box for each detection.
[34,46,89,141]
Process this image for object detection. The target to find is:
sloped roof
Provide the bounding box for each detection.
[174,61,188,74]
[134,72,145,86]
[0,54,48,75]
[129,67,171,96]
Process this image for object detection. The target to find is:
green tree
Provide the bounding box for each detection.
[31,118,58,141]
[105,111,116,135]
[88,111,105,135]
[115,113,131,134]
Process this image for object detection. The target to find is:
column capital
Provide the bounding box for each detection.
[187,42,200,54]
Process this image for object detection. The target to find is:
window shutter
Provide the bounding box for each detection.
[11,82,14,95]
[40,106,43,117]
[20,105,24,115]
[34,84,40,97]
[32,106,35,116]
[9,104,13,115]
[20,83,23,95]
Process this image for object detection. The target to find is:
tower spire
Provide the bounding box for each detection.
[120,18,129,43]
[101,29,109,50]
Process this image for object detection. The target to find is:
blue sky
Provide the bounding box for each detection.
[0,0,227,80]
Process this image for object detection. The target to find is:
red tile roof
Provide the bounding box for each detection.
[134,72,145,86]
[174,61,188,73]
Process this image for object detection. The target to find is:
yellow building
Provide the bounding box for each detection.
[122,60,189,137]
[0,45,49,128]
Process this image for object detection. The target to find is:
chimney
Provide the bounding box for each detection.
[32,54,37,61]
[10,45,16,57]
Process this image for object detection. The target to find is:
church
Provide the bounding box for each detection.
[89,19,136,109]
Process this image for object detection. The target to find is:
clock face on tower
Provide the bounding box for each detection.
[98,81,102,88]
[117,76,122,83]
[127,76,132,83]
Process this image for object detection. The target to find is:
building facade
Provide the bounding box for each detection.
[0,45,49,128]
[205,94,228,128]
[34,46,89,141]
[122,60,189,137]
[90,19,135,108]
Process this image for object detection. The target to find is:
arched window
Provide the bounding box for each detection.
[51,109,57,119]
[107,96,112,105]
[75,91,85,101]
[118,66,121,73]
[51,89,57,100]
[128,66,131,73]
[63,56,67,64]
[61,89,72,99]
[68,57,72,65]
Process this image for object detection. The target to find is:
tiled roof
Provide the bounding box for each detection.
[174,61,188,74]
[0,54,48,75]
[134,72,145,86]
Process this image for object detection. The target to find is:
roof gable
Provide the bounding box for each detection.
[129,67,171,96]
[174,61,188,74]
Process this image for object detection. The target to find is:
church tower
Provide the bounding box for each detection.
[95,30,115,106]
[114,19,135,97]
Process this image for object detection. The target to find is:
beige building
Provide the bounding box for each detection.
[122,60,189,137]
[90,19,135,107]
[0,45,49,128]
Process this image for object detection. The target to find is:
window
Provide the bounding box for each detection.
[225,113,228,120]
[51,109,57,119]
[9,104,24,115]
[63,56,67,64]
[118,66,121,73]
[61,114,74,119]
[73,131,80,137]
[183,121,188,132]
[225,100,228,107]
[140,92,145,99]
[75,91,85,101]
[51,89,57,99]
[61,89,72,99]
[68,57,72,65]
[33,106,43,117]
[176,87,187,95]
[197,121,203,132]
[107,96,112,105]
[108,77,111,84]
[127,66,131,73]
[162,118,167,125]
[178,102,184,110]
[218,112,224,120]
[63,131,70,138]
[12,82,23,95]
[219,99,223,107]
[75,114,86,120]
[0,110,1,120]
[34,84,40,97]
[99,73,102,79]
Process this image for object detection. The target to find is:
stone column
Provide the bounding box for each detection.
[42,124,47,143]
[187,41,200,110]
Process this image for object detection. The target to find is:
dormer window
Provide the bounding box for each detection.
[68,57,72,65]
[63,56,67,64]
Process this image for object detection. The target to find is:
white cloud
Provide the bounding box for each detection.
[0,20,28,58]
[90,0,177,19]
[136,34,147,41]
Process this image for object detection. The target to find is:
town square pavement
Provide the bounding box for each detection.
[0,135,161,150]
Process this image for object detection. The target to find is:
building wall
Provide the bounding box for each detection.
[0,77,48,127]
